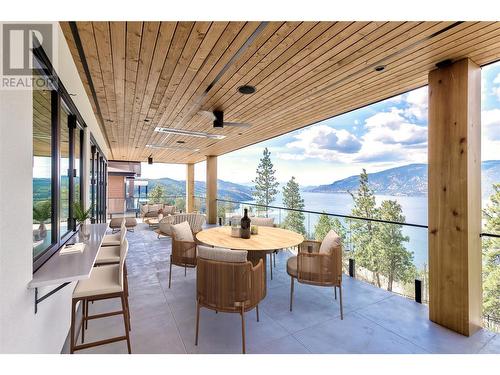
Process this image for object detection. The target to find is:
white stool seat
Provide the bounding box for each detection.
[73,265,122,298]
[102,232,121,246]
[96,245,121,264]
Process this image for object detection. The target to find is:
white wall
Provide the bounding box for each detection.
[0,22,109,353]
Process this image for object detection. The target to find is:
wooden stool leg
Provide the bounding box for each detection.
[168,257,172,289]
[290,276,294,312]
[240,306,246,354]
[70,299,77,354]
[334,286,337,300]
[256,304,259,322]
[339,284,343,320]
[81,299,86,344]
[269,253,273,280]
[195,298,201,346]
[184,264,187,277]
[121,293,131,354]
[126,294,131,331]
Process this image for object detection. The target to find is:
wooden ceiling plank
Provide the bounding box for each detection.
[131,21,212,161]
[93,22,120,152]
[123,22,143,160]
[109,22,126,159]
[181,21,379,142]
[204,24,500,157]
[241,22,493,130]
[126,21,161,159]
[141,21,228,158]
[144,22,262,158]
[224,22,420,121]
[127,21,177,161]
[183,22,368,135]
[225,21,438,125]
[130,22,195,161]
[76,21,112,141]
[222,22,483,133]
[159,22,246,129]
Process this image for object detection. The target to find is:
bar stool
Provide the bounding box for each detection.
[101,219,126,247]
[70,239,131,354]
[83,228,130,332]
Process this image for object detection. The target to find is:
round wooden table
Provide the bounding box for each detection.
[196,226,304,251]
[196,226,304,298]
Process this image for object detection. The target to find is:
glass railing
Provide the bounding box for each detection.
[216,197,429,303]
[106,195,206,218]
[481,232,500,333]
[217,197,500,332]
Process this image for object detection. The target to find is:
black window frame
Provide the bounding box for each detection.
[32,43,106,272]
[89,136,107,224]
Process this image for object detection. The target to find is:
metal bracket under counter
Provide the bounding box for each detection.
[28,223,109,314]
[34,282,71,314]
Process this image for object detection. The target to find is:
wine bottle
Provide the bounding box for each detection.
[240,208,251,239]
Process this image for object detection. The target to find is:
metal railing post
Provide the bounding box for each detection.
[349,258,355,278]
[415,279,422,303]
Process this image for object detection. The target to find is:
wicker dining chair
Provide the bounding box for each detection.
[287,230,344,319]
[249,216,278,280]
[169,221,198,288]
[195,246,265,354]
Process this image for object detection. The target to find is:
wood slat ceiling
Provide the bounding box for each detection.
[60,21,500,164]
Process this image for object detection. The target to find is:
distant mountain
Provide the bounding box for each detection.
[146,178,253,201]
[304,161,500,197]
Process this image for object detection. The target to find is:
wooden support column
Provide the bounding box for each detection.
[428,58,482,336]
[186,163,195,213]
[206,156,217,224]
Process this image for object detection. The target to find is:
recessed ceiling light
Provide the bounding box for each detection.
[154,127,225,140]
[374,65,386,72]
[146,144,200,152]
[238,85,256,94]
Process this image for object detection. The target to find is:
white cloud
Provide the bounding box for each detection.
[404,86,428,121]
[363,108,427,145]
[493,73,500,84]
[276,153,306,161]
[282,125,362,162]
[482,109,500,145]
[491,86,500,102]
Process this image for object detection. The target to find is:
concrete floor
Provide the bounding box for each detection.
[73,223,500,354]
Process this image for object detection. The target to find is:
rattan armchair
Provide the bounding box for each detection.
[168,224,198,288]
[287,230,343,319]
[195,247,265,354]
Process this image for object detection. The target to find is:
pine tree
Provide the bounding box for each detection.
[375,200,416,291]
[148,184,166,204]
[314,212,347,243]
[482,183,500,323]
[281,176,306,235]
[349,169,382,286]
[252,147,279,217]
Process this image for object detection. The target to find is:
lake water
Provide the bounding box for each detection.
[237,192,429,270]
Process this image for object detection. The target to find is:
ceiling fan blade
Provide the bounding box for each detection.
[223,122,251,128]
[198,110,216,121]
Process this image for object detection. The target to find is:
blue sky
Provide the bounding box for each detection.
[138,61,500,185]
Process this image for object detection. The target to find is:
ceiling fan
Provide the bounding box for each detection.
[199,110,251,129]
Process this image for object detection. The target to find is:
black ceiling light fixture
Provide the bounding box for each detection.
[238,85,256,94]
[148,155,153,165]
[176,140,185,144]
[199,110,251,129]
[374,65,386,72]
